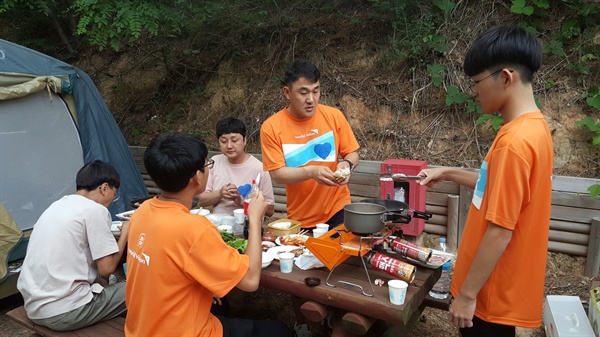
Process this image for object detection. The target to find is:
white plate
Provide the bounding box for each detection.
[111,221,122,235]
[401,250,454,269]
[116,210,135,220]
[275,234,310,246]
[190,208,210,216]
[267,245,303,260]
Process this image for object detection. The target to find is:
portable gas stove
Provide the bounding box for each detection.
[305,224,400,297]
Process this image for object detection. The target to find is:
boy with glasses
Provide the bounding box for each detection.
[18,160,129,331]
[418,26,553,337]
[125,132,290,337]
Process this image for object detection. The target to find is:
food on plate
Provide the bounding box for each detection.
[271,221,292,229]
[279,248,303,258]
[219,231,248,253]
[333,167,351,178]
[279,235,307,246]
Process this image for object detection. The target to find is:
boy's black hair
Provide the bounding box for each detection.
[76,160,120,191]
[464,25,542,83]
[283,59,321,87]
[144,132,208,193]
[216,117,246,138]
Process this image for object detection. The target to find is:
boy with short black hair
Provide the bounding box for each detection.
[418,25,553,337]
[125,132,290,337]
[18,160,128,331]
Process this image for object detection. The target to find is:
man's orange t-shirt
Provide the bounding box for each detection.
[125,197,249,336]
[450,111,554,328]
[260,104,360,228]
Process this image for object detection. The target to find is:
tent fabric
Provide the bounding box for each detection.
[0,203,23,284]
[0,39,148,223]
[0,75,64,100]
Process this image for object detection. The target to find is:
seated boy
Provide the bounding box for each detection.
[124,132,290,337]
[17,160,128,331]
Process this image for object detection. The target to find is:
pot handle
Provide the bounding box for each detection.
[382,212,411,224]
[412,210,432,220]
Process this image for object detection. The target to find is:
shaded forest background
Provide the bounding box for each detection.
[1,0,599,180]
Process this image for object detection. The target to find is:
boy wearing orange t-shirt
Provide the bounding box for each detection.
[418,26,553,337]
[125,132,290,337]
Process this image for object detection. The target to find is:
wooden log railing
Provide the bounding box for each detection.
[128,146,600,277]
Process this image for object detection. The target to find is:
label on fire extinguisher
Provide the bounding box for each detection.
[370,252,416,283]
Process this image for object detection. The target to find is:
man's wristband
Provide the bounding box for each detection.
[341,159,354,172]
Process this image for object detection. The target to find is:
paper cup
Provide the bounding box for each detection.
[316,223,329,230]
[279,252,295,273]
[218,224,233,234]
[312,228,328,238]
[233,208,245,224]
[388,279,408,305]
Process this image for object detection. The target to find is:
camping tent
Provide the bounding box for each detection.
[0,39,149,233]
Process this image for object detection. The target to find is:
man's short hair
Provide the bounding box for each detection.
[144,132,208,193]
[464,25,542,83]
[216,117,246,138]
[283,59,321,87]
[76,160,120,191]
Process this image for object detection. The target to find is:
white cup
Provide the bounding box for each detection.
[279,252,295,273]
[218,224,233,234]
[233,209,245,224]
[316,223,329,230]
[388,279,408,305]
[312,228,328,238]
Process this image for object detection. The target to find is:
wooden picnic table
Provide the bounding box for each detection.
[260,255,442,336]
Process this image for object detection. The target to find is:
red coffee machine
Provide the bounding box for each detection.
[379,159,427,236]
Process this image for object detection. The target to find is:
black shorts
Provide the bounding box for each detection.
[216,315,291,337]
[459,315,515,337]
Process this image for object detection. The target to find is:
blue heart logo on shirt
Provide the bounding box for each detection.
[238,184,252,198]
[314,143,332,160]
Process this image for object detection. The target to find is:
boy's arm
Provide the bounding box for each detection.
[96,221,130,278]
[417,167,479,190]
[448,222,513,328]
[236,192,267,292]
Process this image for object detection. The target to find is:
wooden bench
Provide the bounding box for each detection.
[6,306,125,337]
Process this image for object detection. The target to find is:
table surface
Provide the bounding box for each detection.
[260,254,441,327]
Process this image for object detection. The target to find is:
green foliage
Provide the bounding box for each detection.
[583,86,600,109]
[445,86,469,106]
[476,114,504,130]
[576,116,600,145]
[72,0,186,51]
[426,64,446,87]
[588,184,600,198]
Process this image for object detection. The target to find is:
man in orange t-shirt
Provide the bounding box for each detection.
[125,132,290,337]
[418,26,553,337]
[260,59,360,229]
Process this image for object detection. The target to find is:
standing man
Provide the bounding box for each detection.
[125,132,290,337]
[418,26,553,337]
[260,59,360,229]
[17,160,129,331]
[197,117,275,216]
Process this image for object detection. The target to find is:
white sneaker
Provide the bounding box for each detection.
[294,323,311,337]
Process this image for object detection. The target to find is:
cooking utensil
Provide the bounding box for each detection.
[343,203,410,234]
[360,199,432,221]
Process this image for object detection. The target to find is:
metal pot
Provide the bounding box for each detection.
[343,203,410,234]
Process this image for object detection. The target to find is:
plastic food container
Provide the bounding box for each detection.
[267,218,302,237]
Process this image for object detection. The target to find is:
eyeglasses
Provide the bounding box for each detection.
[204,159,215,170]
[111,187,121,204]
[468,69,513,94]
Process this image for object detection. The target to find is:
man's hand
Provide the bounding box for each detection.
[448,293,476,328]
[248,191,267,220]
[416,168,446,188]
[308,166,339,186]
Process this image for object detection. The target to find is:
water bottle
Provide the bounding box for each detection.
[429,237,451,299]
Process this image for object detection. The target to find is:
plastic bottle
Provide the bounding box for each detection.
[394,187,405,202]
[428,237,451,299]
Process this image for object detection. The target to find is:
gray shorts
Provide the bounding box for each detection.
[31,282,126,332]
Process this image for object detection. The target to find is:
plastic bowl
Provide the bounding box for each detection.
[262,251,274,268]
